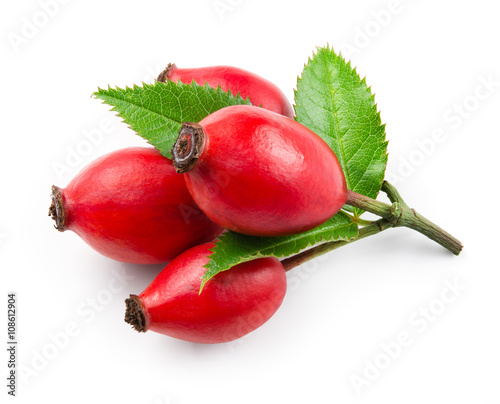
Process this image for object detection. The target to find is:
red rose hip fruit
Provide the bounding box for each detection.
[171,105,348,237]
[157,63,294,119]
[124,242,287,343]
[49,147,222,264]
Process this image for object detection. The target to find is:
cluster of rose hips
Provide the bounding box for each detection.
[48,64,430,344]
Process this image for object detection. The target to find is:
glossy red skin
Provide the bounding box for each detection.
[166,65,294,119]
[139,242,287,343]
[61,147,222,264]
[183,105,348,237]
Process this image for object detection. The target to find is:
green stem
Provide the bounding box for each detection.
[282,181,462,273]
[282,219,393,271]
[343,211,373,226]
[346,181,463,255]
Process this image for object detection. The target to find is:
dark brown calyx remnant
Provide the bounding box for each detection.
[156,63,176,83]
[124,295,147,333]
[48,185,66,232]
[171,122,205,173]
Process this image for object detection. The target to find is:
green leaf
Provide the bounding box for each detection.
[201,211,358,291]
[93,80,251,158]
[294,46,388,217]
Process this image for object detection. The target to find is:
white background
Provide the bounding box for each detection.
[1,0,499,403]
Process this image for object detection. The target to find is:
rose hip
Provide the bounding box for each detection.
[171,105,348,237]
[125,242,287,343]
[49,147,222,264]
[157,63,294,118]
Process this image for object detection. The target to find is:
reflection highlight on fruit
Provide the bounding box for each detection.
[49,147,222,264]
[125,242,287,344]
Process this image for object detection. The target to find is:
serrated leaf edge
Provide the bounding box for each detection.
[200,216,358,291]
[294,45,389,217]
